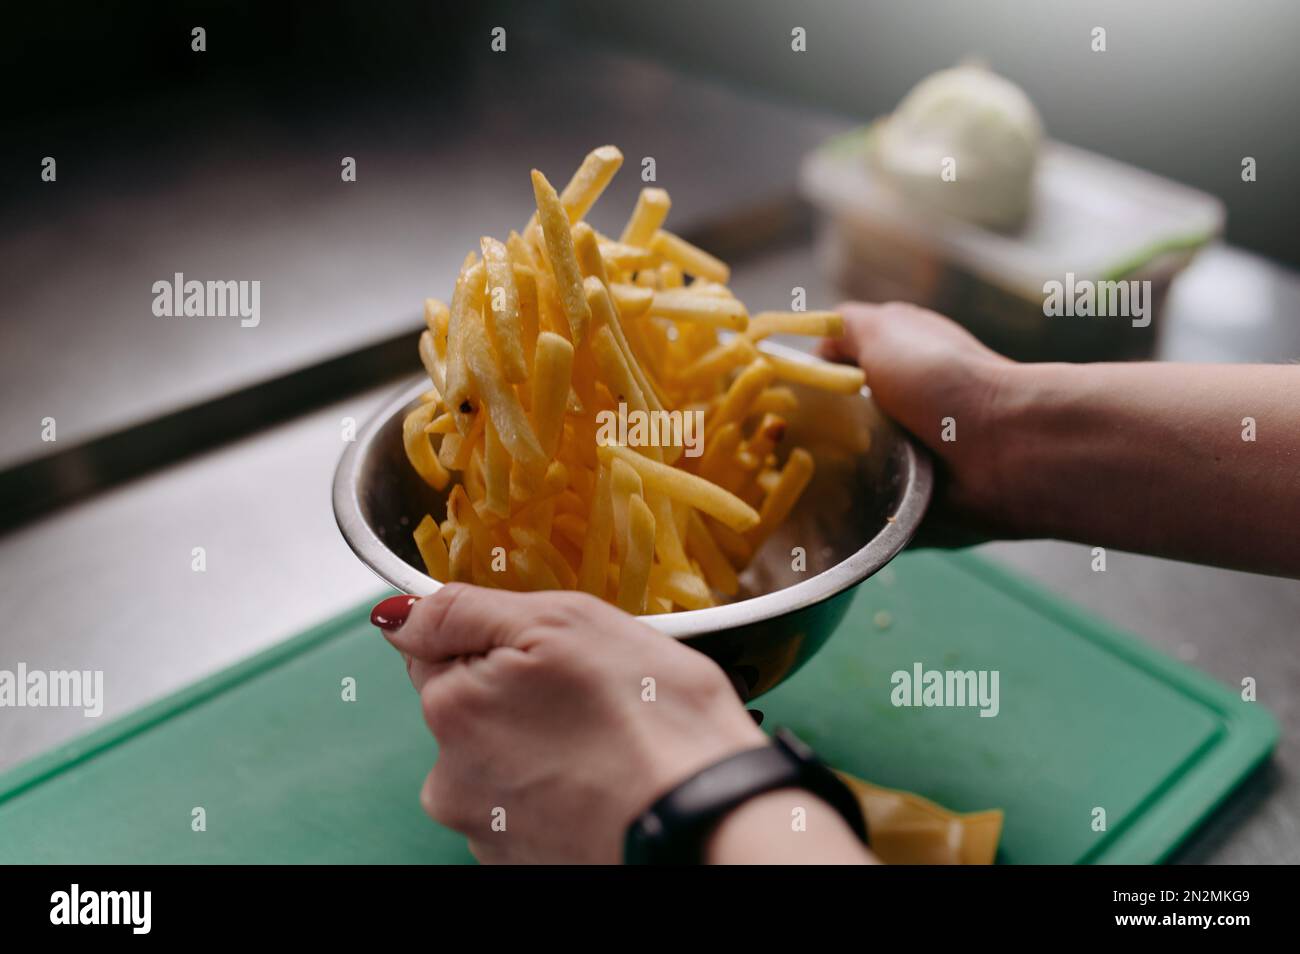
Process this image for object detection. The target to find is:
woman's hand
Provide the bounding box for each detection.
[376,584,766,864]
[823,300,1300,576]
[820,301,1019,543]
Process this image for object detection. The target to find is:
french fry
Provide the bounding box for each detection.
[686,511,739,595]
[552,512,589,552]
[679,335,759,386]
[650,230,730,283]
[461,305,545,465]
[745,310,844,341]
[763,351,866,394]
[529,264,563,337]
[510,546,561,591]
[438,432,463,470]
[558,145,624,223]
[424,297,449,339]
[599,443,759,533]
[424,298,451,388]
[466,448,487,504]
[530,331,575,458]
[609,282,654,318]
[687,280,734,298]
[568,337,601,421]
[620,187,672,247]
[587,278,665,414]
[402,401,451,490]
[609,456,644,559]
[746,448,815,549]
[750,385,799,417]
[509,527,578,590]
[658,262,685,288]
[418,330,447,397]
[650,289,748,331]
[565,458,595,498]
[540,460,569,498]
[590,324,652,454]
[745,413,788,460]
[481,236,528,384]
[513,494,556,539]
[598,239,658,272]
[506,230,537,269]
[448,526,474,582]
[447,485,496,572]
[513,264,540,375]
[578,462,615,596]
[616,494,655,614]
[446,256,483,434]
[648,491,690,572]
[572,223,609,284]
[425,412,456,435]
[413,514,450,581]
[553,489,586,518]
[483,416,511,518]
[649,564,713,611]
[697,421,742,485]
[679,320,719,357]
[706,515,753,567]
[707,359,776,439]
[531,169,592,344]
[452,411,485,470]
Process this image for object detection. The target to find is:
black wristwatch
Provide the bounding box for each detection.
[624,727,868,864]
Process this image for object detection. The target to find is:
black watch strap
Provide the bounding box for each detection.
[624,727,868,864]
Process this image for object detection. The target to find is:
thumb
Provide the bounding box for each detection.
[384,583,532,662]
[818,301,895,374]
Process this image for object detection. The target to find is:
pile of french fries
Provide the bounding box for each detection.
[405,146,865,614]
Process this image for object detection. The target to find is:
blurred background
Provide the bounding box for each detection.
[1,0,1297,861]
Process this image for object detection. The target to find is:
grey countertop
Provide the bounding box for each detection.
[1,48,1297,863]
[0,48,841,473]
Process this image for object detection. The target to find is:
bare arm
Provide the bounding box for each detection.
[705,789,876,864]
[823,302,1300,578]
[992,362,1300,576]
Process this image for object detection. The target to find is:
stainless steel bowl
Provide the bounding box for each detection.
[334,339,931,698]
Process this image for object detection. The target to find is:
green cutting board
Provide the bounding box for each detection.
[0,551,1276,864]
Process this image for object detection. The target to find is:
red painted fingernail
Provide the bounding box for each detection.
[370,595,418,631]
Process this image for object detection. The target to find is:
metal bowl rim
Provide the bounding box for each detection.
[333,339,932,639]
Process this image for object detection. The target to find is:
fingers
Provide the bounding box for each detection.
[819,301,905,368]
[817,333,853,363]
[819,302,870,364]
[385,583,532,663]
[407,655,456,693]
[377,585,633,693]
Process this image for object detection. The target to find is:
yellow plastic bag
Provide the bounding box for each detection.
[838,772,1003,865]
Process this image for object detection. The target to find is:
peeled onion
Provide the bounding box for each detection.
[872,64,1043,230]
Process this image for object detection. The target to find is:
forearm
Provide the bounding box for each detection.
[989,362,1300,577]
[704,788,877,864]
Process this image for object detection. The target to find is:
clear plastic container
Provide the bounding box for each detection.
[800,128,1225,361]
